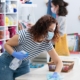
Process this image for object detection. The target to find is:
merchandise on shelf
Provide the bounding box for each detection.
[0,14,4,26]
[6,28,10,39]
[20,0,32,4]
[11,4,17,13]
[0,27,4,39]
[5,15,17,26]
[6,0,17,13]
[8,26,16,38]
[5,16,10,26]
[0,3,5,13]
[0,41,3,53]
[67,33,79,52]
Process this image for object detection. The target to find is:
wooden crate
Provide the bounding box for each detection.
[47,61,74,72]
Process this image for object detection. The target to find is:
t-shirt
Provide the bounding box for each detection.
[13,29,53,61]
[56,16,67,36]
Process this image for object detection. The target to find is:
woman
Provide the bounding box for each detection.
[51,0,68,36]
[0,15,63,80]
[49,0,70,62]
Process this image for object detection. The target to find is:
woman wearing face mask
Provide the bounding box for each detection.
[49,0,70,61]
[51,0,68,35]
[0,15,63,80]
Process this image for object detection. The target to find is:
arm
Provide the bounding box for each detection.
[48,48,63,73]
[4,35,19,54]
[57,17,66,36]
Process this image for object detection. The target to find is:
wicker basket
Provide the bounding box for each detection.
[47,61,74,72]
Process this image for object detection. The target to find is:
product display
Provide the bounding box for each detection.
[0,0,19,53]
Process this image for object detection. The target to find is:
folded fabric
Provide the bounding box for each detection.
[47,72,63,80]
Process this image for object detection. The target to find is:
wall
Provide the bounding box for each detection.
[19,0,80,34]
[65,0,80,34]
[33,0,80,34]
[32,0,47,22]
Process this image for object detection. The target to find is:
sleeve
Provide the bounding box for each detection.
[17,29,27,44]
[57,17,66,36]
[45,41,53,52]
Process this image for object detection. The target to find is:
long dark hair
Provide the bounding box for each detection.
[29,15,59,42]
[51,0,68,16]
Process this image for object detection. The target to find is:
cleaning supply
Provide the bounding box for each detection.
[47,72,62,80]
[9,50,29,70]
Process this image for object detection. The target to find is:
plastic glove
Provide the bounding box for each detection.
[47,72,61,80]
[12,51,29,60]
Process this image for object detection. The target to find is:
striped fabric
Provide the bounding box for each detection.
[13,29,53,61]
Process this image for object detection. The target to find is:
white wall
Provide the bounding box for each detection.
[19,0,80,34]
[33,0,80,34]
[32,0,47,22]
[65,0,80,34]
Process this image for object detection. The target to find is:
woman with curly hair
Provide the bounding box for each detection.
[0,15,63,80]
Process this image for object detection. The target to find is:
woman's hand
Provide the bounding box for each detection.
[12,51,29,60]
[47,72,61,80]
[48,48,63,73]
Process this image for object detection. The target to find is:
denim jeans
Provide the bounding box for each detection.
[0,51,30,80]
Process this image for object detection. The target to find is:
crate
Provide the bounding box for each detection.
[47,61,74,72]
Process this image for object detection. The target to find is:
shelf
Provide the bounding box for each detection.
[10,0,17,1]
[21,4,37,8]
[1,0,5,3]
[6,25,17,27]
[6,13,17,15]
[0,13,5,14]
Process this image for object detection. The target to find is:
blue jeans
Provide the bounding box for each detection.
[0,51,30,80]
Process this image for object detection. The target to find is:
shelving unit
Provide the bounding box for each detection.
[0,0,18,53]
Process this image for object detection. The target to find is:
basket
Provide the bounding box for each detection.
[47,61,74,72]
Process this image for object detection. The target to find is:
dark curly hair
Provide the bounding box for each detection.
[29,15,59,42]
[51,0,68,16]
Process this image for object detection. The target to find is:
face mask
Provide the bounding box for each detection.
[47,32,54,40]
[51,7,56,13]
[51,8,56,18]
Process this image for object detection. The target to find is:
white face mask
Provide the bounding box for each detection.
[46,31,54,40]
[51,7,56,14]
